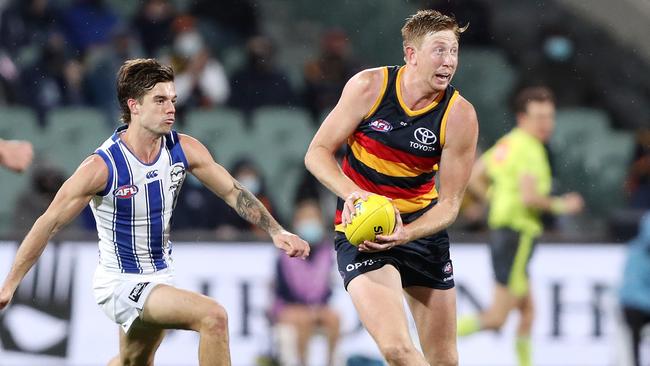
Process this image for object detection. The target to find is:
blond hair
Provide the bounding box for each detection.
[401,10,467,49]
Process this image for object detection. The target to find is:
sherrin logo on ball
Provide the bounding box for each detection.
[344,195,396,246]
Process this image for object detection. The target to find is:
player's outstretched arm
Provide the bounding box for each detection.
[305,68,384,225]
[520,174,584,215]
[179,134,310,258]
[0,155,108,310]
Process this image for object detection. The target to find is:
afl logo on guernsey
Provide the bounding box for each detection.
[369,119,393,132]
[114,185,139,199]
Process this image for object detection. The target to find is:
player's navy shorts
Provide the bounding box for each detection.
[334,229,454,291]
[490,228,537,296]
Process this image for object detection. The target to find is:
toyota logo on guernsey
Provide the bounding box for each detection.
[410,127,437,151]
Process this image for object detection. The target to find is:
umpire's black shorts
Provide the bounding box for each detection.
[334,230,454,291]
[490,228,538,297]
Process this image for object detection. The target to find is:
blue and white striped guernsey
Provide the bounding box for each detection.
[90,125,188,274]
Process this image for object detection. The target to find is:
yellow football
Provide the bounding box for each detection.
[344,195,396,246]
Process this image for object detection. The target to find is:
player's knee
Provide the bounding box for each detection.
[379,342,419,365]
[199,303,229,336]
[482,311,509,331]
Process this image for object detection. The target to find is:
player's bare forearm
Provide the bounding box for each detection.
[404,196,462,239]
[305,146,359,199]
[232,180,283,235]
[1,214,57,292]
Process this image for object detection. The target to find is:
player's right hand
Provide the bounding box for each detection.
[562,192,584,214]
[272,230,311,259]
[0,287,14,311]
[341,190,373,227]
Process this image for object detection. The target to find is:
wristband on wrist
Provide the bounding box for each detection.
[550,197,567,215]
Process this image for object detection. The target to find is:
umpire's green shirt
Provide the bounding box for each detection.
[482,128,551,237]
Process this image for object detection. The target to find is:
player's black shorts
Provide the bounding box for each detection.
[334,230,454,291]
[490,228,537,296]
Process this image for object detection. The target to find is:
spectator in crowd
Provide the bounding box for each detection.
[20,30,85,126]
[189,0,259,50]
[84,25,144,126]
[173,157,277,241]
[0,0,61,104]
[626,129,650,210]
[132,0,175,58]
[302,28,361,122]
[60,0,118,55]
[166,15,229,120]
[214,157,278,240]
[270,198,339,366]
[228,35,295,119]
[619,212,650,366]
[0,138,33,172]
[171,172,224,232]
[0,0,60,58]
[12,164,66,237]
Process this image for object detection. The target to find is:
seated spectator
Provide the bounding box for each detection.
[132,0,175,57]
[166,15,229,121]
[84,25,143,126]
[228,35,295,120]
[189,0,259,50]
[0,0,61,59]
[270,198,340,366]
[215,157,278,240]
[173,157,277,241]
[60,0,118,55]
[12,164,65,237]
[303,28,362,122]
[20,30,85,126]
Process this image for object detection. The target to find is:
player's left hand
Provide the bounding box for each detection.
[358,206,410,252]
[272,230,311,259]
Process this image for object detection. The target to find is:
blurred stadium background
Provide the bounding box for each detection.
[0,0,648,365]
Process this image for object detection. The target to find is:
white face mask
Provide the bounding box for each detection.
[295,219,324,244]
[174,31,203,58]
[237,175,261,195]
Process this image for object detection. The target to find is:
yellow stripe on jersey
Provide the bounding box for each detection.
[392,185,439,213]
[440,90,459,147]
[349,139,434,177]
[363,67,389,119]
[396,66,445,117]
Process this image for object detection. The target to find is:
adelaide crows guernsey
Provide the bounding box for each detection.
[91,125,188,274]
[335,65,460,229]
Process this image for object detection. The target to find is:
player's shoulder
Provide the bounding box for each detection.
[347,67,388,95]
[449,93,477,121]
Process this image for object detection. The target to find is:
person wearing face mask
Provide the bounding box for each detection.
[168,16,229,118]
[270,198,340,366]
[203,158,278,240]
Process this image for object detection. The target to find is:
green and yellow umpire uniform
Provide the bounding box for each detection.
[482,127,551,296]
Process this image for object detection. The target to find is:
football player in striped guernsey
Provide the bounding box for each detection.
[306,10,478,366]
[0,58,310,366]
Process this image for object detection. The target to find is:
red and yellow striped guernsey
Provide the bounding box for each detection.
[335,65,460,230]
